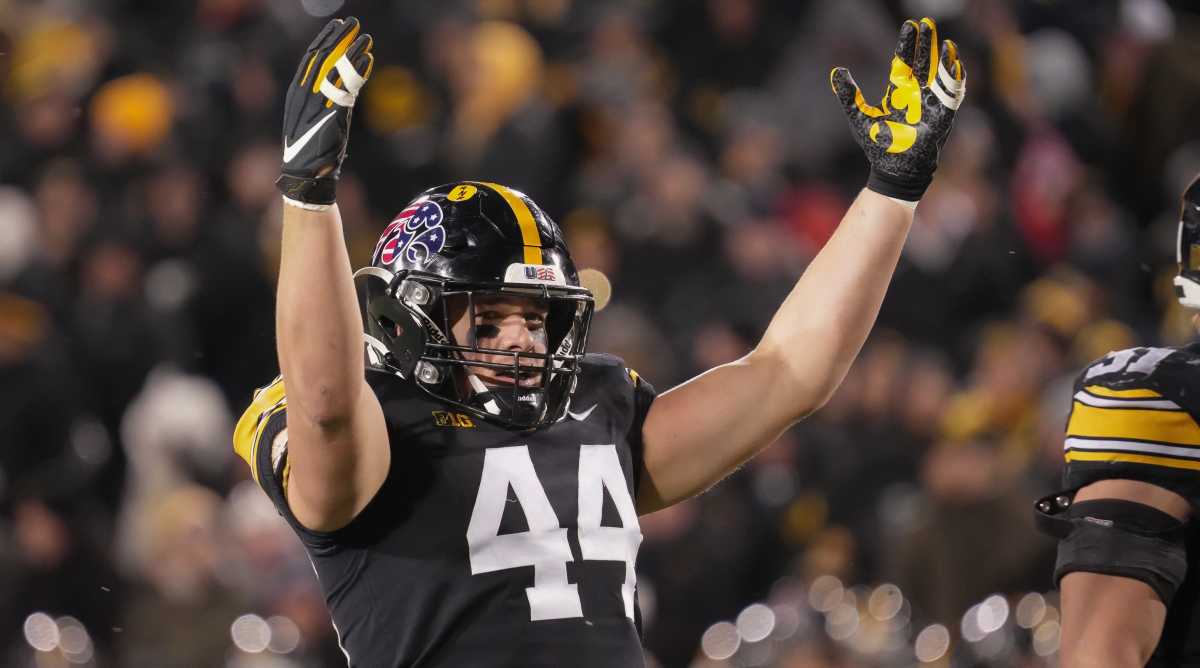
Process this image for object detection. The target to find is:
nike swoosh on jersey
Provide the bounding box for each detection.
[567,405,597,421]
[283,110,337,163]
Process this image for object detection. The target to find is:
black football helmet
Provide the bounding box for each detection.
[1175,175,1200,309]
[355,182,594,429]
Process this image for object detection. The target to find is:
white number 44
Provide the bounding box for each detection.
[466,444,642,621]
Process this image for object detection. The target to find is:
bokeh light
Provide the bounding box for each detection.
[977,594,1010,633]
[914,624,951,663]
[867,583,904,621]
[1033,620,1062,656]
[770,604,802,641]
[736,603,776,642]
[808,575,844,613]
[824,603,860,641]
[1015,592,1047,629]
[267,615,302,654]
[23,613,59,653]
[700,621,740,661]
[231,614,271,654]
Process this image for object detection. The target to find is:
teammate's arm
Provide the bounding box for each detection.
[637,18,965,512]
[1057,479,1190,668]
[274,18,388,532]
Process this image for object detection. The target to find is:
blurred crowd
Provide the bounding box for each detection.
[2,0,1200,666]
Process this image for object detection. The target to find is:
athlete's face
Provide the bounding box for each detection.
[448,294,549,387]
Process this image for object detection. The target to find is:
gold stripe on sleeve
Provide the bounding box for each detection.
[1083,386,1163,399]
[1067,401,1200,446]
[233,377,287,483]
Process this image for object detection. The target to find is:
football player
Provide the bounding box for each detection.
[1037,175,1200,667]
[235,16,965,667]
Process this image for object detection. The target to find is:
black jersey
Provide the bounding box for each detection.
[233,353,656,668]
[1060,344,1200,666]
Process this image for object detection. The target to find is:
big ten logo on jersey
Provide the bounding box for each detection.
[432,411,475,428]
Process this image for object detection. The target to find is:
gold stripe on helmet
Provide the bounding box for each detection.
[478,182,543,264]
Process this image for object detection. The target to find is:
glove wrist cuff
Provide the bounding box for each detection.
[282,195,333,211]
[866,168,932,202]
[275,174,338,205]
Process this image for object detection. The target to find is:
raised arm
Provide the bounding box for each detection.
[637,17,966,512]
[273,18,388,532]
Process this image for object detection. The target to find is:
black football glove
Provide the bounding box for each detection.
[830,17,965,202]
[276,17,374,206]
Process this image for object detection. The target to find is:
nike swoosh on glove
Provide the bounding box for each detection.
[830,17,966,202]
[276,17,374,206]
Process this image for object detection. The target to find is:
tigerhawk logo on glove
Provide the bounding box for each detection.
[829,16,966,201]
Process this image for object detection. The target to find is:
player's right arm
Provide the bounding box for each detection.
[1058,480,1188,668]
[273,18,388,532]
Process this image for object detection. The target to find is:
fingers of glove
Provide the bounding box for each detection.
[885,22,924,125]
[353,51,375,88]
[320,77,357,108]
[830,67,885,120]
[311,17,361,94]
[293,19,341,88]
[888,19,920,87]
[338,34,373,94]
[346,32,373,64]
[929,38,966,110]
[915,17,938,88]
[323,35,373,108]
[294,49,319,89]
[304,18,341,53]
[941,38,965,86]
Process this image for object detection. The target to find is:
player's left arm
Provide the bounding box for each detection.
[636,18,965,513]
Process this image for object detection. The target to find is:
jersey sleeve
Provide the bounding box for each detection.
[1063,347,1200,507]
[232,376,327,543]
[624,366,657,494]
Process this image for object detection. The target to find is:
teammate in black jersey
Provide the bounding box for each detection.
[1037,175,1200,667]
[236,16,966,667]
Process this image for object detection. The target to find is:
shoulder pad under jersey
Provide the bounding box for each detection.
[1065,345,1200,505]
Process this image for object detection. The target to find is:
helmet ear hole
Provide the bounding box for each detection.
[368,296,428,379]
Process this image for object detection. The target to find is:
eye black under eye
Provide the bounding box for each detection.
[474,324,501,339]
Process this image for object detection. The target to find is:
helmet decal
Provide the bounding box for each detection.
[374,199,446,266]
[447,183,478,201]
[505,263,565,285]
